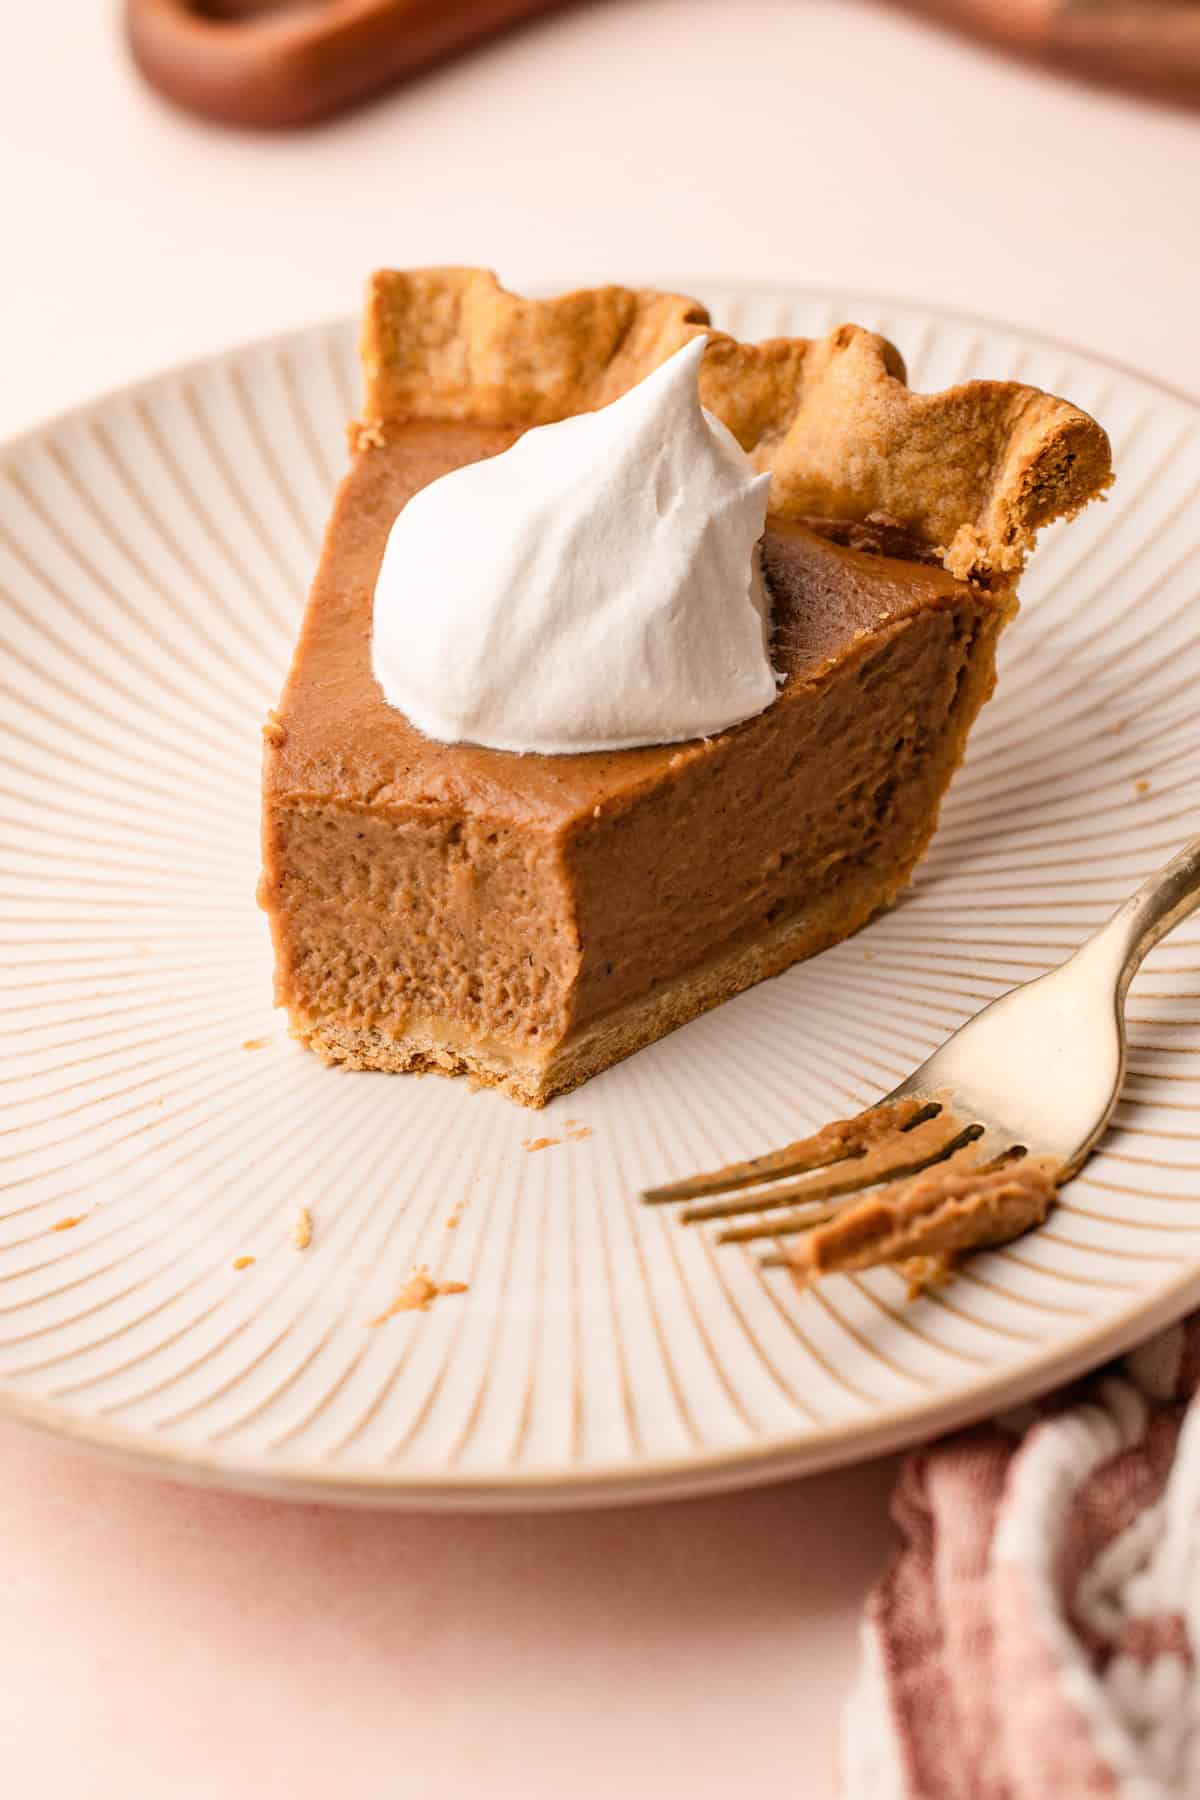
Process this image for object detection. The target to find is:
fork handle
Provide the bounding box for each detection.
[1083,833,1200,998]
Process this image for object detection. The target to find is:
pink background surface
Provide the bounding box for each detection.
[0,1419,897,1797]
[5,4,1199,1794]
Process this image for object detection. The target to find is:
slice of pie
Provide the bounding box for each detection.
[259,269,1111,1107]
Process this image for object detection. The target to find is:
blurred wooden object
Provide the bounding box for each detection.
[907,0,1200,108]
[126,0,1200,128]
[125,0,570,127]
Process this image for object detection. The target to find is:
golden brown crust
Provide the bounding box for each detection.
[359,267,1112,581]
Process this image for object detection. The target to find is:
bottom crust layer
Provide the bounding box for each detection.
[291,859,914,1109]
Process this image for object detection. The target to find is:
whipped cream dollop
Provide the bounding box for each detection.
[371,336,778,755]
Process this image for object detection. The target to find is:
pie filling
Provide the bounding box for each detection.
[261,428,1007,1105]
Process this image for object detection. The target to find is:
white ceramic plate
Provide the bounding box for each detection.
[3,282,1199,1509]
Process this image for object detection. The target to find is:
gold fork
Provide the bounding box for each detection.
[643,835,1200,1288]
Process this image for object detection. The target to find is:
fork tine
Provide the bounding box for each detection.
[641,1097,939,1205]
[714,1126,986,1242]
[682,1121,983,1225]
[719,1202,847,1245]
[749,1147,1029,1262]
[641,1143,862,1207]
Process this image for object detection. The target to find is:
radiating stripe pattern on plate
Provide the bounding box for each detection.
[0,285,1198,1501]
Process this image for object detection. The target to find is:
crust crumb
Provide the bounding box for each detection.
[349,418,387,453]
[523,1125,591,1150]
[1135,778,1151,794]
[445,1212,461,1229]
[233,1255,255,1271]
[292,1207,312,1250]
[52,1214,86,1232]
[371,1266,469,1323]
[242,1036,271,1052]
[895,1254,956,1299]
[261,710,287,747]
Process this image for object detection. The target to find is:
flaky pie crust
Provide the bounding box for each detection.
[358,267,1113,583]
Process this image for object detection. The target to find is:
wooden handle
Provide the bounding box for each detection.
[125,0,569,127]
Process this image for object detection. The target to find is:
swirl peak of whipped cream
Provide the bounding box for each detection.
[371,337,778,755]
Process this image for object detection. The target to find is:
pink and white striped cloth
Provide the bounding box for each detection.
[844,1318,1200,1798]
